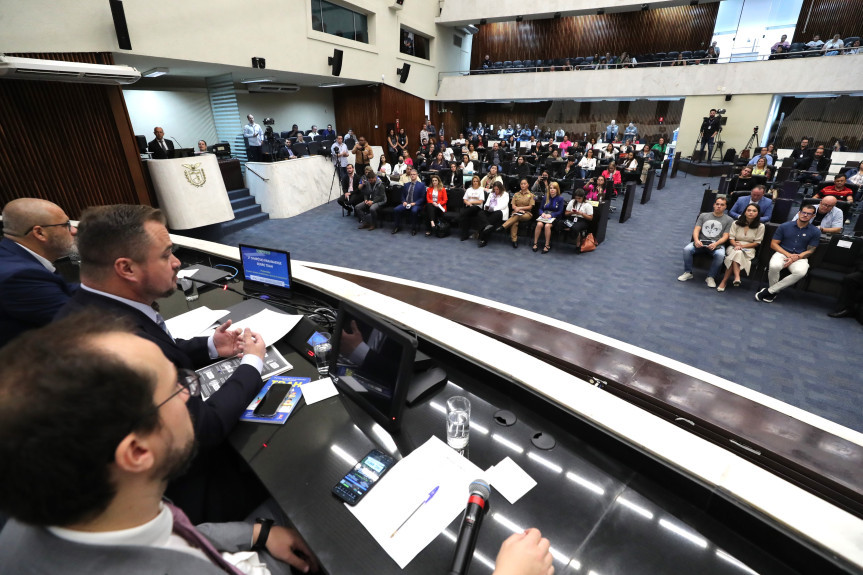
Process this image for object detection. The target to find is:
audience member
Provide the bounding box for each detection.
[823,34,844,55]
[460,153,475,178]
[796,196,844,235]
[391,155,409,182]
[806,35,824,49]
[196,140,208,153]
[442,162,462,189]
[564,188,594,251]
[747,147,774,166]
[602,162,623,189]
[286,124,300,138]
[321,124,336,139]
[717,204,765,291]
[585,175,608,201]
[755,204,821,303]
[624,122,638,142]
[846,161,863,187]
[331,135,349,179]
[679,197,733,288]
[55,204,268,523]
[532,181,566,254]
[705,46,719,63]
[622,151,641,183]
[352,136,374,175]
[420,124,429,145]
[699,109,721,160]
[296,132,306,145]
[554,127,566,140]
[458,175,485,241]
[481,54,492,69]
[477,181,510,248]
[514,155,531,178]
[392,169,426,235]
[729,185,773,222]
[578,149,597,178]
[468,143,479,162]
[846,40,861,54]
[650,137,667,168]
[605,120,619,143]
[424,175,448,236]
[814,174,854,204]
[386,128,399,164]
[147,126,174,159]
[752,156,771,178]
[600,143,618,161]
[769,45,787,60]
[562,157,579,182]
[481,164,503,190]
[356,170,387,231]
[771,34,790,53]
[0,198,78,348]
[337,164,363,214]
[279,138,296,160]
[732,166,756,191]
[795,146,830,184]
[502,178,536,248]
[671,53,687,66]
[532,170,551,198]
[0,313,321,575]
[429,152,447,173]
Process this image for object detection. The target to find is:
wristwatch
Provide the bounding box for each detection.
[252,517,274,551]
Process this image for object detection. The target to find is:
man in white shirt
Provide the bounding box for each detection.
[331,135,349,179]
[806,34,824,49]
[243,114,264,161]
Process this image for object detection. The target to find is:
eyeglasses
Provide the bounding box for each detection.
[11,220,74,237]
[798,211,815,217]
[156,368,201,409]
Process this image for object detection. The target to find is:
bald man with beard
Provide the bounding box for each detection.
[0,198,78,347]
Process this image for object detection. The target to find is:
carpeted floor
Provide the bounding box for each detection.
[223,171,863,433]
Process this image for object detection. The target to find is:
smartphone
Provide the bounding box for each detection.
[332,449,396,505]
[253,383,291,417]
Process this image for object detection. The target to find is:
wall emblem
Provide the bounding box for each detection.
[182,163,207,187]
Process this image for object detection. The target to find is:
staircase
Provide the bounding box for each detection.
[174,187,269,242]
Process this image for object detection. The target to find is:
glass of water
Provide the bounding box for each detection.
[313,333,332,376]
[446,396,471,451]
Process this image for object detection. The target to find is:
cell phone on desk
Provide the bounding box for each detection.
[253,383,291,417]
[332,449,396,505]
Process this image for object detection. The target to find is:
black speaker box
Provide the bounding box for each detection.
[398,63,411,83]
[109,0,132,50]
[329,49,343,76]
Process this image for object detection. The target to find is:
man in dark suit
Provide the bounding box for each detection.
[147,126,175,159]
[55,204,268,524]
[0,198,78,348]
[0,313,319,575]
[337,163,363,215]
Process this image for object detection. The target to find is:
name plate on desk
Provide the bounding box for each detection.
[147,154,234,230]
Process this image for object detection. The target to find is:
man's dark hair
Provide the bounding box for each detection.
[0,312,160,526]
[736,202,762,229]
[76,204,166,275]
[710,108,717,113]
[801,205,816,214]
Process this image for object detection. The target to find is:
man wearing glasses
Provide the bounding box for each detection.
[756,204,821,303]
[0,313,320,574]
[56,204,269,524]
[0,198,78,347]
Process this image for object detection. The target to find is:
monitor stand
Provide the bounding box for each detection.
[405,365,447,406]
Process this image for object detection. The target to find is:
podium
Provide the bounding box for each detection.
[147,154,234,230]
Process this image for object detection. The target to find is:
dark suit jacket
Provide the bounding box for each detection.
[0,238,77,348]
[341,172,362,195]
[56,289,267,523]
[148,137,175,159]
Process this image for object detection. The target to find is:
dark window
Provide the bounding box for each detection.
[311,0,368,44]
[401,28,429,60]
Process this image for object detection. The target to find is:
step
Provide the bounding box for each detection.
[230,195,256,210]
[232,204,263,219]
[220,212,269,236]
[228,188,251,201]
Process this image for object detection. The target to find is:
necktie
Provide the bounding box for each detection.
[407,183,415,203]
[155,312,174,342]
[161,140,167,152]
[167,502,246,575]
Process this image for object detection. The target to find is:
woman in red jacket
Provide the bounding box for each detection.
[602,161,623,196]
[424,174,448,236]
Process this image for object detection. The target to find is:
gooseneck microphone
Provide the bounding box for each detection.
[448,479,491,575]
[171,136,184,148]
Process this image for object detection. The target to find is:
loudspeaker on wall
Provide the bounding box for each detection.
[109,0,132,50]
[329,49,343,76]
[397,63,411,83]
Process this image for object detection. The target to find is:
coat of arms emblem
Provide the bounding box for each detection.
[182,163,207,187]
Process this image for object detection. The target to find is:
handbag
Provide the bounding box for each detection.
[580,233,597,253]
[435,220,452,238]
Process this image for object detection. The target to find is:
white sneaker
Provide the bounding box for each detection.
[706,277,716,288]
[678,272,693,282]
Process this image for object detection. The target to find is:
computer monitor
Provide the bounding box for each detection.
[238,244,293,299]
[329,301,417,432]
[167,147,195,159]
[208,142,232,158]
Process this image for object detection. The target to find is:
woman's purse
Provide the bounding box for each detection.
[580,233,597,253]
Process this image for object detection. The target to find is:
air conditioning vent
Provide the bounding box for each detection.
[0,56,140,85]
[247,83,300,93]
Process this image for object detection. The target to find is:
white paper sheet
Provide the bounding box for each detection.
[225,309,302,347]
[176,268,198,278]
[164,306,229,340]
[347,436,485,568]
[485,456,537,504]
[300,378,339,404]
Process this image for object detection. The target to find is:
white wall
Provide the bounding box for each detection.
[123,89,217,149]
[676,94,775,157]
[235,89,336,135]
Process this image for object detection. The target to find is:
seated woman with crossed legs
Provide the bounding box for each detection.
[717,204,765,292]
[424,174,448,237]
[502,178,535,249]
[532,181,566,254]
[458,175,485,241]
[564,188,594,251]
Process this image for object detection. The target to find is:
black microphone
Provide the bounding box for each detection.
[171,136,184,148]
[448,479,491,575]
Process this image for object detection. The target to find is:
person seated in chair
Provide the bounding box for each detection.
[729,184,773,222]
[532,181,566,254]
[423,175,448,237]
[564,188,594,251]
[502,178,535,249]
[789,137,814,162]
[513,155,531,179]
[391,169,426,235]
[751,156,772,178]
[285,124,300,139]
[716,204,765,291]
[458,175,485,241]
[621,151,641,183]
[562,157,579,183]
[429,151,447,173]
[585,175,609,201]
[476,181,509,248]
[578,149,597,179]
[814,174,854,205]
[678,197,733,289]
[355,169,386,231]
[731,166,756,192]
[755,204,821,303]
[441,162,462,189]
[480,164,503,191]
[486,142,504,170]
[795,196,843,235]
[602,161,623,192]
[337,164,363,215]
[795,146,830,185]
[747,147,774,167]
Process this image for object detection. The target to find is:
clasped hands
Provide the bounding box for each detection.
[213,320,266,360]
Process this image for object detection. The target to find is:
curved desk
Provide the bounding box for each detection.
[172,235,863,574]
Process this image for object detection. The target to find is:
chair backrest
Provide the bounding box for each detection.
[307,142,322,155]
[770,198,794,223]
[280,131,291,139]
[512,60,523,69]
[819,234,863,269]
[293,143,309,157]
[779,180,801,200]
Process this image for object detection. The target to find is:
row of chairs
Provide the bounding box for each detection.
[779,38,861,56]
[477,50,714,73]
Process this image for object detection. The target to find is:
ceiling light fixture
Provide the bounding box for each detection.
[240,76,275,84]
[142,67,168,78]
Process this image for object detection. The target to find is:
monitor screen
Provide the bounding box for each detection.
[238,244,292,298]
[330,302,416,432]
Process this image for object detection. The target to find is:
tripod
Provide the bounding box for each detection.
[710,126,725,163]
[741,128,758,160]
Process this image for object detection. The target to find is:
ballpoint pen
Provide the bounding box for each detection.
[390,485,439,537]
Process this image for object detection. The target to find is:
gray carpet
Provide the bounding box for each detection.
[223,172,863,434]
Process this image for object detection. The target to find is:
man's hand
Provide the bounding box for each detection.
[694,240,704,248]
[213,320,242,357]
[492,528,553,575]
[265,526,320,573]
[707,242,717,251]
[240,328,266,360]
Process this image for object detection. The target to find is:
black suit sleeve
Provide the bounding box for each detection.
[187,364,262,451]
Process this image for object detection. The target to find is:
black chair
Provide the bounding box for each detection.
[512,60,524,71]
[804,235,863,294]
[293,143,309,157]
[502,60,514,72]
[378,186,405,226]
[778,180,801,200]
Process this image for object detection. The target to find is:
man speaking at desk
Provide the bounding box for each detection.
[56,204,269,524]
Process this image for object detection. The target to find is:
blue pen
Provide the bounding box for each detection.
[390,485,439,537]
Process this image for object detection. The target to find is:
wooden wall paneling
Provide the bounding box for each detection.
[774,96,863,151]
[471,4,719,68]
[793,0,861,44]
[0,52,150,217]
[334,84,426,157]
[380,84,426,152]
[333,85,379,146]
